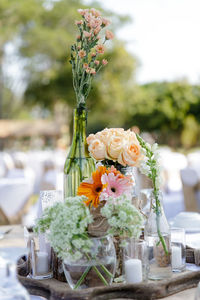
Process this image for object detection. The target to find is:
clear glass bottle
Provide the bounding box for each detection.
[144,191,172,280]
[64,108,95,197]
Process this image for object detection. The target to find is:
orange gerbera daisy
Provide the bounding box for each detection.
[78,166,107,208]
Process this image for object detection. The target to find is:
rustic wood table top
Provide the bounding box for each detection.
[0,225,199,300]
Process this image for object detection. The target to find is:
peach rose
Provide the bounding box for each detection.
[118,142,142,167]
[96,128,111,146]
[107,136,125,161]
[127,130,140,144]
[86,134,96,145]
[88,139,106,160]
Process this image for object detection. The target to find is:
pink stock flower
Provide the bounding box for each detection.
[78,50,86,58]
[96,44,105,54]
[102,59,108,65]
[75,20,83,25]
[94,26,101,35]
[102,18,111,26]
[77,35,81,41]
[83,30,92,38]
[91,52,96,57]
[101,172,132,199]
[94,60,100,65]
[85,67,91,73]
[83,63,89,68]
[105,30,114,40]
[91,8,101,17]
[77,9,87,16]
[90,68,96,74]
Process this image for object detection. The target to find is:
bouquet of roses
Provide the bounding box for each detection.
[87,128,143,167]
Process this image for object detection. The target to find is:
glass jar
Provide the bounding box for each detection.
[62,236,116,289]
[144,191,172,280]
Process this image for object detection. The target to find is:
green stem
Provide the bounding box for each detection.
[74,266,91,289]
[99,264,114,278]
[154,191,169,255]
[85,253,109,286]
[92,265,109,286]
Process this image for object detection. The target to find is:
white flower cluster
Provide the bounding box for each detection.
[35,196,93,261]
[100,194,144,239]
[139,142,162,190]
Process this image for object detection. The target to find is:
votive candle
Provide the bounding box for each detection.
[125,258,143,284]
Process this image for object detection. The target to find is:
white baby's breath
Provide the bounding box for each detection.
[35,196,93,261]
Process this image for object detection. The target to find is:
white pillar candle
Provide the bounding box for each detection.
[125,258,143,284]
[172,246,182,269]
[36,251,49,274]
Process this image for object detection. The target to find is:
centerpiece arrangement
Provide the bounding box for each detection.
[35,165,143,289]
[35,6,171,291]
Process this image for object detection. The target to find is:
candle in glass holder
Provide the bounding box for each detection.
[172,246,182,269]
[125,258,142,284]
[36,251,49,274]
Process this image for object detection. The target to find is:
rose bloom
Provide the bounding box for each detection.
[96,128,111,146]
[105,30,114,40]
[102,59,108,65]
[118,142,142,167]
[86,134,96,145]
[95,44,104,54]
[88,139,106,160]
[107,136,125,161]
[78,50,86,58]
[83,30,92,38]
[75,20,83,25]
[94,60,100,65]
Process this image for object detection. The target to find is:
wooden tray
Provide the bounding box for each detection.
[18,268,200,300]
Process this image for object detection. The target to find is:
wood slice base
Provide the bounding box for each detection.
[18,265,200,300]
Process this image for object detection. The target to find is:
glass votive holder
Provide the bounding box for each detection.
[124,239,148,284]
[170,227,186,272]
[28,235,53,280]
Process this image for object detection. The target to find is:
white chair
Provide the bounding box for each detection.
[180,168,200,212]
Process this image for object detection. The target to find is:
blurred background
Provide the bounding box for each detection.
[0,0,200,227]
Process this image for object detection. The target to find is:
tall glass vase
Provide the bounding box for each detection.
[64,108,95,197]
[144,191,172,280]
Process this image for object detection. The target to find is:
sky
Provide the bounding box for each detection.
[86,0,200,84]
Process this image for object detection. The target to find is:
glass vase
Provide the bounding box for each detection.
[64,108,95,197]
[62,236,116,289]
[144,191,172,280]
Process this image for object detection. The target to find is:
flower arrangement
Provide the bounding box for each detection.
[71,8,114,109]
[86,128,143,167]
